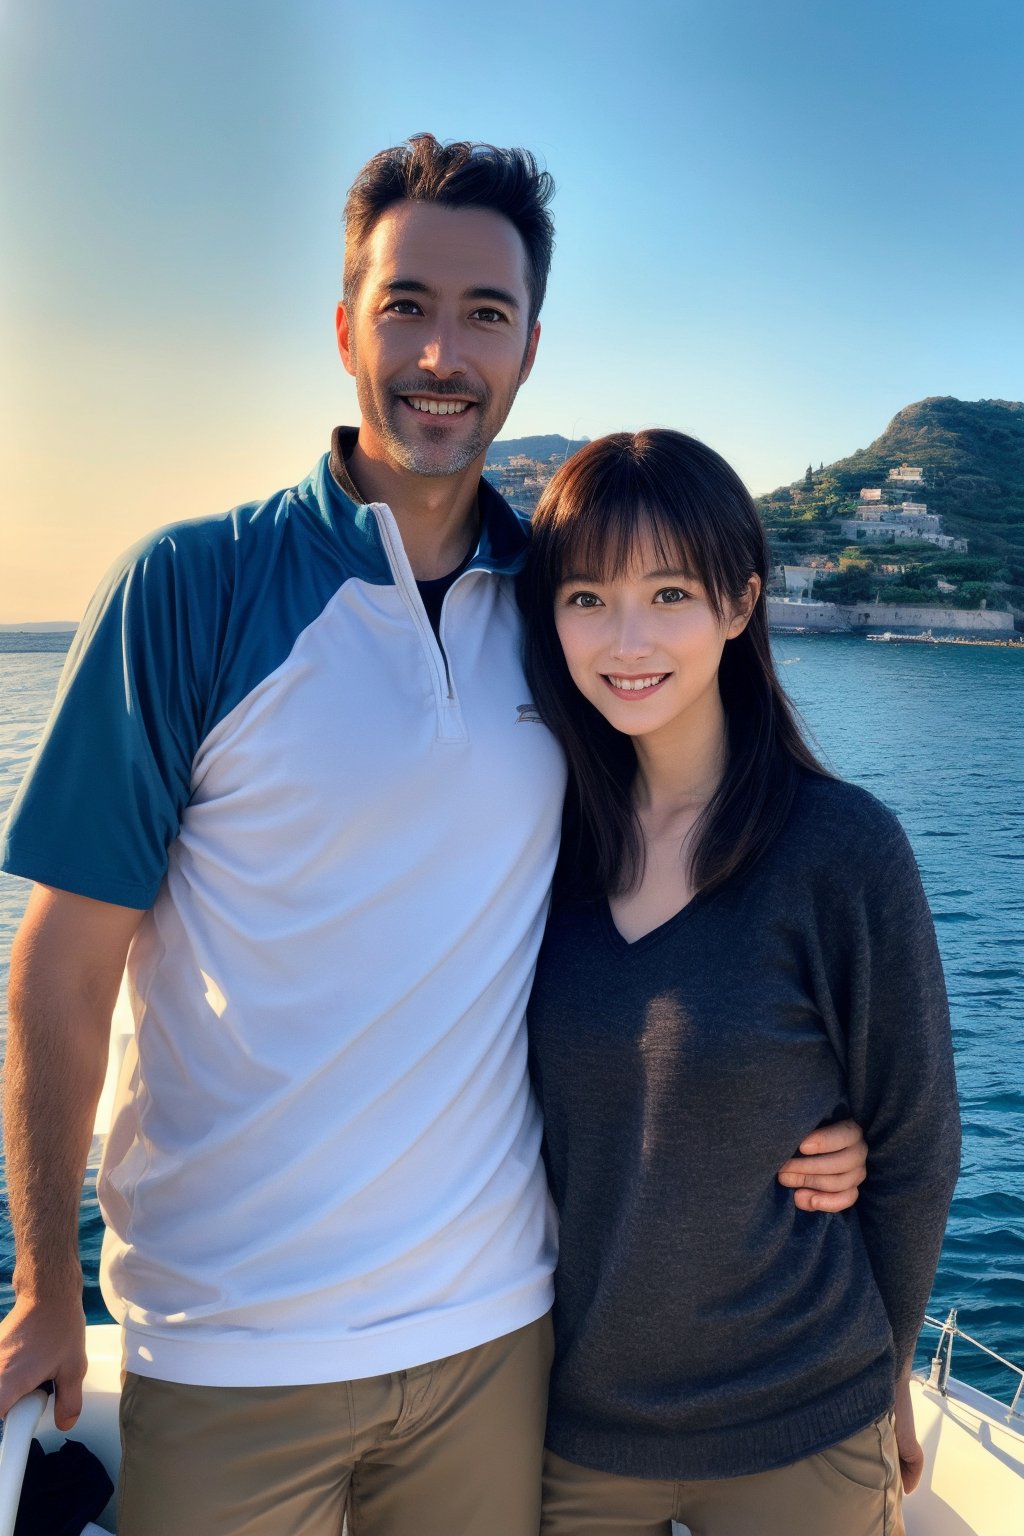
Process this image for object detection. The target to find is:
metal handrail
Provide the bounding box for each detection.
[921,1309,1024,1424]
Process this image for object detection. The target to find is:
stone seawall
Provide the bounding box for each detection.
[847,604,1013,634]
[768,600,850,631]
[768,598,1013,635]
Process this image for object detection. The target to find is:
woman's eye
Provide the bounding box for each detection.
[654,587,688,604]
[566,591,602,608]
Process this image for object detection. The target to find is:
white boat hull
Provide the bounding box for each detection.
[904,1374,1024,1534]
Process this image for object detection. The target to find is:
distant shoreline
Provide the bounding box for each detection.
[0,623,77,633]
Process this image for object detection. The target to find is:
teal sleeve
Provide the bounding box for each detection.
[1,460,392,910]
[1,523,231,909]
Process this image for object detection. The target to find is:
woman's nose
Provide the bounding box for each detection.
[609,613,654,660]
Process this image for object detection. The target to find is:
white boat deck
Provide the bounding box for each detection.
[904,1374,1024,1534]
[2,1323,1022,1534]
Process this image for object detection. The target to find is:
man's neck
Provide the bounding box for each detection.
[347,435,483,581]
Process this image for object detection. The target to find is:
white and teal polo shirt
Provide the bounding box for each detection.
[2,446,566,1386]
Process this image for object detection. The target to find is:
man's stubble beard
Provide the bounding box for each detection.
[351,349,528,478]
[374,405,494,478]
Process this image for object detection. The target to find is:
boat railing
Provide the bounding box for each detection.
[922,1308,1024,1424]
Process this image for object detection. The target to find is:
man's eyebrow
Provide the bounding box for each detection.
[378,281,520,310]
[465,286,520,309]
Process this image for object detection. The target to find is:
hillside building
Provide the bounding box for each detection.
[887,465,925,486]
[922,533,969,552]
[782,565,818,598]
[841,521,898,543]
[484,451,560,513]
[890,505,941,534]
[842,484,967,552]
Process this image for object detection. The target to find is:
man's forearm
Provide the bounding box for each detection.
[5,952,112,1299]
[0,885,142,1426]
[3,884,142,1299]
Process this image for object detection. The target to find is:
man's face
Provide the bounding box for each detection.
[337,201,540,478]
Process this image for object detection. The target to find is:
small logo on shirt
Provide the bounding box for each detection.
[516,703,542,724]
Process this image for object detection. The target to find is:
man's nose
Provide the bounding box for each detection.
[419,324,466,378]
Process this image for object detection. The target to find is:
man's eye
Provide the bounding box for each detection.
[654,587,689,604]
[473,308,508,324]
[386,300,422,316]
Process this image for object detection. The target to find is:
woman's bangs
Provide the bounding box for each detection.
[550,494,724,613]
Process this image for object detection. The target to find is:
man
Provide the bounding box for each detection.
[0,136,864,1535]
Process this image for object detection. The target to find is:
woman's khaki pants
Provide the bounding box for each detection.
[542,1414,905,1536]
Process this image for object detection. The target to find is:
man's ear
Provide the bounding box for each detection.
[519,321,541,385]
[727,574,762,638]
[336,301,356,377]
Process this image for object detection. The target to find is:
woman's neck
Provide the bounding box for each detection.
[632,690,729,826]
[608,694,729,941]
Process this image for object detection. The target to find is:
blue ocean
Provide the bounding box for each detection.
[1,631,1022,1403]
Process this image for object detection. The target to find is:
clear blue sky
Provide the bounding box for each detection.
[2,0,1021,618]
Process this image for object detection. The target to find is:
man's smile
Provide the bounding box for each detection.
[402,396,474,417]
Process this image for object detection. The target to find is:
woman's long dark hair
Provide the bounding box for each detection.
[520,429,829,899]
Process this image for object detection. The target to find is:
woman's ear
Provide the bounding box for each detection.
[726,575,762,638]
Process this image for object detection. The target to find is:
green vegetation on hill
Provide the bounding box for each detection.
[760,398,1024,620]
[485,434,590,466]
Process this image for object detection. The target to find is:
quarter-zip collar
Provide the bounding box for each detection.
[325,425,530,580]
[307,429,531,744]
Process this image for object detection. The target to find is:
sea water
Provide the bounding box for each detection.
[1,632,1022,1401]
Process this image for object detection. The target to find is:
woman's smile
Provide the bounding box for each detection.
[601,671,671,698]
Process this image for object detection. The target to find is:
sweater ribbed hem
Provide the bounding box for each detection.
[545,1362,894,1481]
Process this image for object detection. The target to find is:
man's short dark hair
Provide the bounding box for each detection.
[343,133,555,331]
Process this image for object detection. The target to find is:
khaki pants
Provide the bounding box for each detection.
[118,1314,553,1536]
[542,1415,905,1536]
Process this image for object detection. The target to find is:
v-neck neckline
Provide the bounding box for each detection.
[599,887,710,954]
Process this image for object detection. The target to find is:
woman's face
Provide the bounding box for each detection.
[553,527,757,746]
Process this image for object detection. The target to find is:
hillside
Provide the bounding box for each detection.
[485,434,589,466]
[761,398,1024,617]
[765,397,1024,555]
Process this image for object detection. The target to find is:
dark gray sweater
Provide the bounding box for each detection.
[527,774,960,1480]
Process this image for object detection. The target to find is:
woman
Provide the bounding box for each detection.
[521,430,960,1536]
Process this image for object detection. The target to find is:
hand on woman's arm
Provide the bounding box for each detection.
[776,1118,868,1212]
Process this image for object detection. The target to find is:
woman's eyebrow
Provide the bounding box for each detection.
[556,565,698,584]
